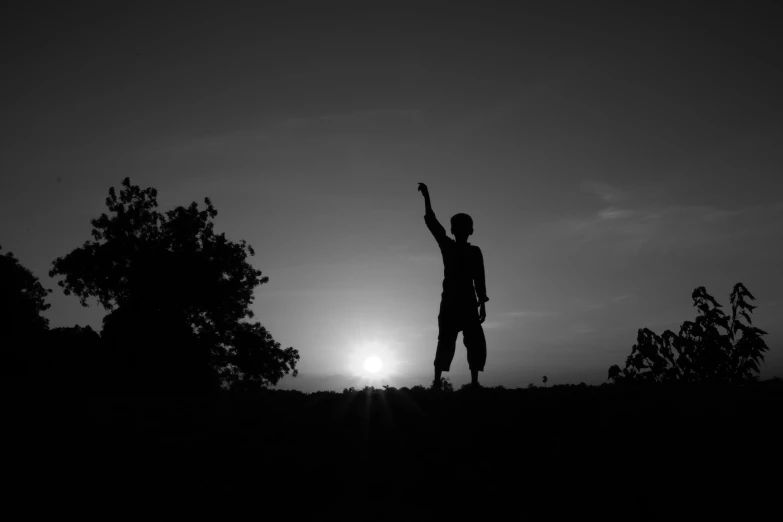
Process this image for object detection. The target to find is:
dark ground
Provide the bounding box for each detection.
[4,380,782,520]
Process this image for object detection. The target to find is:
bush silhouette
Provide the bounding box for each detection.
[608,283,769,384]
[434,376,453,391]
[49,178,298,393]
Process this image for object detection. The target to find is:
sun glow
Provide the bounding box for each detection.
[363,356,383,373]
[347,340,399,382]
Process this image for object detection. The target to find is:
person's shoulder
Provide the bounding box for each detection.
[470,244,483,254]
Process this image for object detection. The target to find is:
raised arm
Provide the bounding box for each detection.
[418,183,433,216]
[418,183,448,244]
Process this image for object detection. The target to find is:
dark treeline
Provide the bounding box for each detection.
[1,178,298,395]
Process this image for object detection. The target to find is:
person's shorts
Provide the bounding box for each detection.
[434,299,487,372]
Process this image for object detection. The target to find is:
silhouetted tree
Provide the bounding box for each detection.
[1,245,51,332]
[220,321,299,391]
[49,178,298,393]
[608,283,768,384]
[0,246,52,375]
[41,325,102,391]
[542,375,548,387]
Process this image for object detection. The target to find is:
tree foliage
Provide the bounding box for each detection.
[1,245,52,333]
[37,325,103,390]
[221,321,300,391]
[608,283,769,384]
[49,178,298,392]
[1,246,52,375]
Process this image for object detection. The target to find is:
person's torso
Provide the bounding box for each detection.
[440,241,478,301]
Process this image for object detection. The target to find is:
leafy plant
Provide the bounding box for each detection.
[433,376,453,391]
[608,283,769,384]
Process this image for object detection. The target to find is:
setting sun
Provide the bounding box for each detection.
[363,356,383,373]
[346,340,400,382]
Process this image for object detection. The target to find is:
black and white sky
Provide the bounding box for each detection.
[2,2,782,390]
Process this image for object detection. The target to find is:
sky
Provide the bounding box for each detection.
[2,2,782,391]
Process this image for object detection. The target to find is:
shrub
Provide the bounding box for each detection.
[608,283,769,384]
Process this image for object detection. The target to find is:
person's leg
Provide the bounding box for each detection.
[463,321,487,386]
[434,314,459,387]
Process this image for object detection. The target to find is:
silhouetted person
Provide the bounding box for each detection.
[418,183,488,388]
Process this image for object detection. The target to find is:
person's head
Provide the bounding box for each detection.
[450,213,474,243]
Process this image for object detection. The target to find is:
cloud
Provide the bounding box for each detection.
[157,109,421,158]
[284,109,421,128]
[581,181,628,203]
[505,310,558,319]
[566,297,606,312]
[482,320,503,329]
[536,199,782,257]
[597,207,635,220]
[568,322,596,335]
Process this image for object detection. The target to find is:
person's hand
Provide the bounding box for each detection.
[418,182,429,197]
[479,303,486,324]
